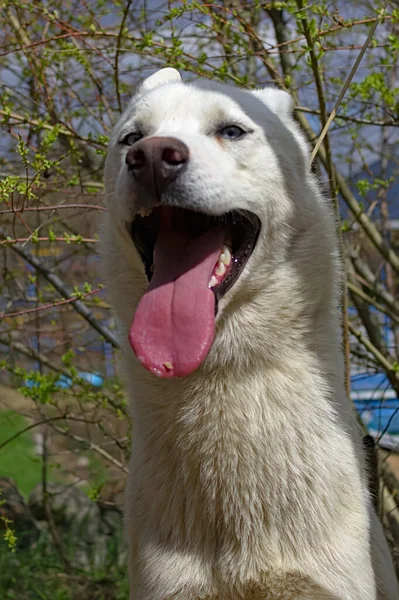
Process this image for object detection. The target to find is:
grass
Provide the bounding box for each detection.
[0,408,129,598]
[0,536,129,600]
[0,409,109,499]
[0,410,43,497]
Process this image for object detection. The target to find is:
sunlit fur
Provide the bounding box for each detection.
[101,69,398,600]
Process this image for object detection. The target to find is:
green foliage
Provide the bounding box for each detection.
[0,536,129,599]
[18,371,60,405]
[0,176,21,204]
[1,516,17,553]
[0,0,398,593]
[0,491,17,553]
[350,73,398,111]
[356,179,370,196]
[0,411,44,497]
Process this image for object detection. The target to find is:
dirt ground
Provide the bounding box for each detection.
[0,383,35,414]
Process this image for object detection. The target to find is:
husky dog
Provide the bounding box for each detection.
[102,68,398,599]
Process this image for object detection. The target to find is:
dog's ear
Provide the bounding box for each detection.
[251,88,294,119]
[253,88,310,167]
[137,68,181,96]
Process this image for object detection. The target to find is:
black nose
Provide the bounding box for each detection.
[126,137,189,194]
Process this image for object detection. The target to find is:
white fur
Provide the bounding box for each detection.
[102,69,398,600]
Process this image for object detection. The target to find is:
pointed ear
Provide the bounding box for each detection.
[137,68,181,96]
[253,88,310,163]
[252,88,294,119]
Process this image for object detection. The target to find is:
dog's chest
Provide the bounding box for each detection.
[156,571,330,600]
[133,387,340,569]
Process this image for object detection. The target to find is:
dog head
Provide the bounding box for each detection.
[103,69,338,378]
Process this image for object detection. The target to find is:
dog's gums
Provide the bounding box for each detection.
[208,244,232,288]
[128,206,260,378]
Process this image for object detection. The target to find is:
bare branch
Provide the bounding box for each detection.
[0,229,119,348]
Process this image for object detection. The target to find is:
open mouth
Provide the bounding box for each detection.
[130,206,260,303]
[128,206,260,379]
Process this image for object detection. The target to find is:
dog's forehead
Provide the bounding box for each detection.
[131,83,249,130]
[113,78,294,155]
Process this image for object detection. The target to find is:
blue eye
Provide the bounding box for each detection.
[121,132,143,146]
[218,125,246,140]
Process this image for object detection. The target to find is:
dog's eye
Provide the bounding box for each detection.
[121,132,143,146]
[218,125,246,140]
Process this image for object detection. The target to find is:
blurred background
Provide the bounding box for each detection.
[0,1,398,598]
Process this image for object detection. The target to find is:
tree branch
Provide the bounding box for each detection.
[0,230,119,348]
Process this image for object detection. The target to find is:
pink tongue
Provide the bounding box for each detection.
[129,212,224,378]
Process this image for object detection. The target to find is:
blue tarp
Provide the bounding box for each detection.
[24,371,104,390]
[351,372,399,447]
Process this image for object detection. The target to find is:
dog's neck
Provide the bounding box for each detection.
[123,313,362,569]
[124,304,354,497]
[126,288,349,429]
[120,276,368,598]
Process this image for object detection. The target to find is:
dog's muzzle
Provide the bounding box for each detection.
[125,136,189,198]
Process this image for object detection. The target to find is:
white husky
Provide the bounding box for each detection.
[102,68,398,600]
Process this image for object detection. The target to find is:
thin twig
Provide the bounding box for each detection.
[295,106,398,128]
[0,287,102,319]
[349,323,399,395]
[114,0,133,113]
[311,4,386,164]
[295,112,399,275]
[1,236,98,246]
[0,231,119,348]
[0,335,75,377]
[347,281,399,326]
[0,204,106,215]
[0,415,96,451]
[50,425,128,473]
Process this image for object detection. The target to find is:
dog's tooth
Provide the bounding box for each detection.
[137,207,152,218]
[163,361,173,371]
[215,262,226,277]
[220,246,231,266]
[209,275,218,288]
